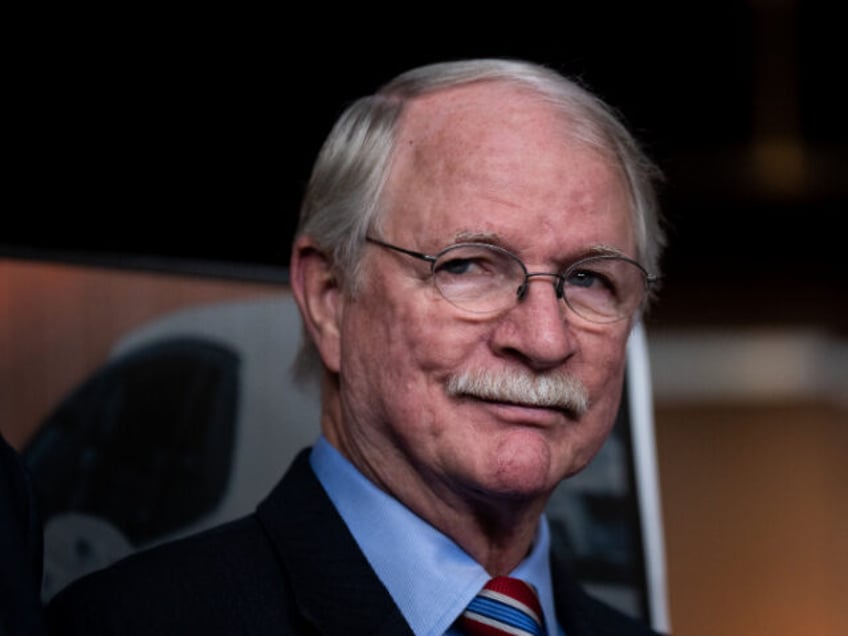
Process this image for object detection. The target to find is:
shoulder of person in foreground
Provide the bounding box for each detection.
[0,432,47,636]
[45,513,301,636]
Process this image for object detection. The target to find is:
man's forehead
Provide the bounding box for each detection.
[388,81,585,192]
[379,80,634,251]
[397,81,565,140]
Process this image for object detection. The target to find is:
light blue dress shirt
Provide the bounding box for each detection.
[310,436,564,636]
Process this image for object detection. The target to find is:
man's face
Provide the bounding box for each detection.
[334,83,636,509]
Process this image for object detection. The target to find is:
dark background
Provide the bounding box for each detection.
[6,3,846,331]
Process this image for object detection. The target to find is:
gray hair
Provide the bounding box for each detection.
[293,58,665,381]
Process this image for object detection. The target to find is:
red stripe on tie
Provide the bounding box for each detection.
[459,576,545,636]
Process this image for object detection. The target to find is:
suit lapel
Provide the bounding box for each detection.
[256,450,414,635]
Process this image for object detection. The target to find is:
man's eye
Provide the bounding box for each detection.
[437,258,478,275]
[567,270,610,290]
[567,270,594,287]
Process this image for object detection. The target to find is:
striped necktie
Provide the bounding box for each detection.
[459,576,546,636]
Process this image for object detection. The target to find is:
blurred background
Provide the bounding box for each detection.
[3,2,846,634]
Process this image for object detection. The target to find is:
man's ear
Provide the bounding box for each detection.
[290,236,343,373]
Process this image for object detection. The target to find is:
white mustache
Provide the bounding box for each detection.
[446,369,589,416]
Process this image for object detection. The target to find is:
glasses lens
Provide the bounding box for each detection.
[432,244,524,313]
[562,256,647,322]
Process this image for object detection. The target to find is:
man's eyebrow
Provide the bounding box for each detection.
[450,230,506,246]
[446,233,630,260]
[586,244,629,258]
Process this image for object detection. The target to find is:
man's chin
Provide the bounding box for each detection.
[473,430,560,495]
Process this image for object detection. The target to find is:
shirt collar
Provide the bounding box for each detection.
[310,436,559,635]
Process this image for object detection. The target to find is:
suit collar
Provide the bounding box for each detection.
[256,449,414,635]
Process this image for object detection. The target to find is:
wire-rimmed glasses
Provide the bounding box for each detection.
[366,236,657,324]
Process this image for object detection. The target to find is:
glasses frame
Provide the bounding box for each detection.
[365,236,658,323]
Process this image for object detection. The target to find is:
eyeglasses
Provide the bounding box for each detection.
[366,236,657,323]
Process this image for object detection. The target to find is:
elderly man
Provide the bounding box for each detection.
[48,59,664,635]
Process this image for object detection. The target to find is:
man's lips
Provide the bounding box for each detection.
[455,392,581,421]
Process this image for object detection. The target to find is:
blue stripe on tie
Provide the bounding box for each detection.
[466,596,540,633]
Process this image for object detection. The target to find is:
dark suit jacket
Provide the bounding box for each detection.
[1,433,46,636]
[46,449,659,635]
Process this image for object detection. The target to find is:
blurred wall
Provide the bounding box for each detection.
[0,258,281,449]
[648,327,847,635]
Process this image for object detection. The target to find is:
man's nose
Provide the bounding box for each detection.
[491,276,579,370]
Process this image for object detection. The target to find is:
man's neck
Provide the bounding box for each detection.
[322,421,550,574]
[395,476,550,575]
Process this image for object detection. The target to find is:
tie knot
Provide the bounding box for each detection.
[459,576,546,636]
